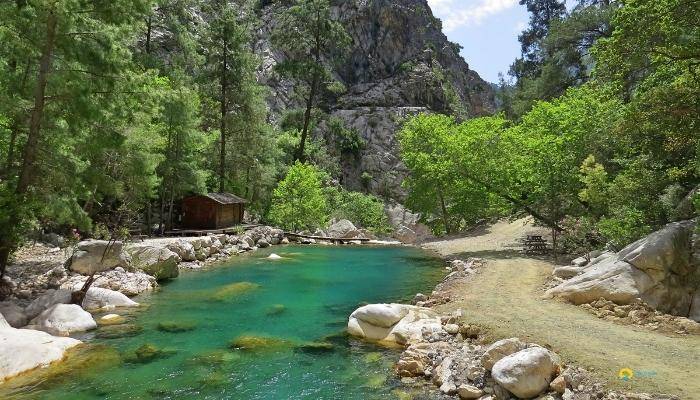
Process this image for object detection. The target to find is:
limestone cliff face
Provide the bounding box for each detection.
[256,0,496,199]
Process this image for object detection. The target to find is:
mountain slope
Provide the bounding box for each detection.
[256,0,496,199]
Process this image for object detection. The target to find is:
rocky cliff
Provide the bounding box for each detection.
[256,0,496,199]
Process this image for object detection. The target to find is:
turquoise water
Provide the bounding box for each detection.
[3,245,446,400]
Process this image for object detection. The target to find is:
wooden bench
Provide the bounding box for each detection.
[523,235,548,255]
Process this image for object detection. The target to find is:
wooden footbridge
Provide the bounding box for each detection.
[284,232,371,245]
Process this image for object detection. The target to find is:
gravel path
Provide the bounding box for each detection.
[423,219,700,399]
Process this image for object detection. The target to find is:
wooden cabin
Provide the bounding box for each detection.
[181,193,247,229]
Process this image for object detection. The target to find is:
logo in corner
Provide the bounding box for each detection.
[618,368,635,381]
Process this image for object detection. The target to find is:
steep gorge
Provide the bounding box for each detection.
[256,0,496,199]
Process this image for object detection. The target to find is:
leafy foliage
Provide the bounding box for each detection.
[268,162,328,231]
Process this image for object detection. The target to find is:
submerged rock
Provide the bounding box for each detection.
[157,320,197,333]
[265,304,286,316]
[228,335,292,352]
[97,314,126,326]
[296,341,335,353]
[125,343,176,363]
[210,282,260,301]
[95,323,143,339]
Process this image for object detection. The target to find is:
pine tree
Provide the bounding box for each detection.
[272,0,350,162]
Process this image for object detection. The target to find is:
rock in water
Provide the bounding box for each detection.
[347,303,443,345]
[28,304,97,336]
[68,240,130,275]
[491,347,560,399]
[267,253,283,260]
[0,322,81,383]
[127,244,180,281]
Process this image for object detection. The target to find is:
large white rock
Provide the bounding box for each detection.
[0,302,28,328]
[547,220,700,320]
[28,304,97,336]
[127,244,180,280]
[492,347,560,399]
[0,313,10,329]
[351,304,409,328]
[0,325,81,382]
[81,287,139,311]
[68,240,130,275]
[552,266,583,280]
[24,289,72,320]
[481,338,528,371]
[347,303,442,345]
[327,219,361,239]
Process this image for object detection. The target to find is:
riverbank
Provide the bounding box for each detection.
[384,217,700,400]
[1,223,401,385]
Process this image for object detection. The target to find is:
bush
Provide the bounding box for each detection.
[268,162,328,231]
[597,207,652,250]
[325,187,392,234]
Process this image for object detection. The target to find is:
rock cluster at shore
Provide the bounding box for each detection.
[347,257,682,400]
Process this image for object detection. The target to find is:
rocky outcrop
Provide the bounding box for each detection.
[61,267,156,297]
[0,322,81,383]
[27,304,97,336]
[547,220,700,321]
[256,0,495,200]
[67,240,130,275]
[327,219,362,239]
[127,245,180,281]
[347,303,444,345]
[385,203,432,243]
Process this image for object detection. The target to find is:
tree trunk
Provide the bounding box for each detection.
[219,24,228,192]
[145,16,152,54]
[295,74,319,163]
[438,188,451,235]
[2,122,19,179]
[1,7,58,281]
[16,8,57,195]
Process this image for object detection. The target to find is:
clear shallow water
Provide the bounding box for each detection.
[3,245,446,400]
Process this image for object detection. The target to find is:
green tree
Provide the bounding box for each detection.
[0,0,154,279]
[268,162,328,231]
[272,0,351,162]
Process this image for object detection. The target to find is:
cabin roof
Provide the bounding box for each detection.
[187,192,248,205]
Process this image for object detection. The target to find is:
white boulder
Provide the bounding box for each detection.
[491,347,560,399]
[28,304,97,336]
[0,325,81,382]
[68,240,130,275]
[127,244,180,280]
[347,303,443,345]
[167,240,196,262]
[24,289,72,320]
[327,220,361,239]
[481,338,527,371]
[547,220,700,320]
[81,287,139,311]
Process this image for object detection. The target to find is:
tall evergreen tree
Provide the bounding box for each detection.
[272,0,350,162]
[0,0,155,278]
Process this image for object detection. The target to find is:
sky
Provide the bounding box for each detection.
[425,0,540,83]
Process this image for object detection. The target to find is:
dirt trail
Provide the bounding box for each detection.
[423,218,700,399]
